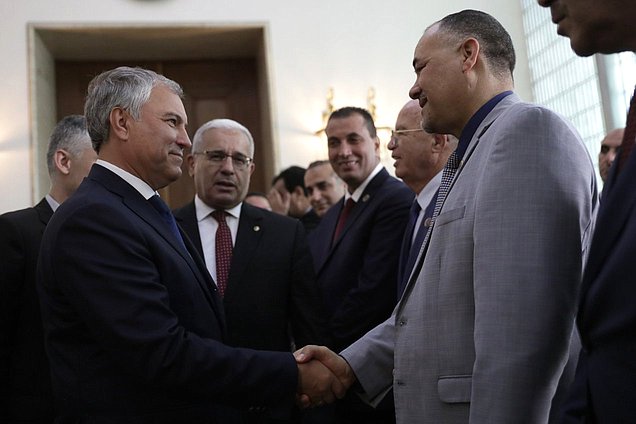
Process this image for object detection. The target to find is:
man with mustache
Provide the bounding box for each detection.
[174,118,329,424]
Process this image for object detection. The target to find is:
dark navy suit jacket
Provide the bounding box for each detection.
[562,145,636,424]
[1,198,54,422]
[36,165,297,423]
[174,201,329,352]
[308,167,412,352]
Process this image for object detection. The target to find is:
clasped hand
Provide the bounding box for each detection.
[294,345,356,409]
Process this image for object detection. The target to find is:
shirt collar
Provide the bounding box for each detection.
[194,195,242,222]
[345,162,383,202]
[416,170,443,210]
[456,90,513,162]
[96,159,156,200]
[45,194,60,212]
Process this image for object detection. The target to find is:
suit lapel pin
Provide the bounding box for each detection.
[253,225,261,232]
[362,194,370,202]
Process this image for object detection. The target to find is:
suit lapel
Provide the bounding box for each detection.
[313,201,341,273]
[34,198,53,227]
[90,166,224,321]
[225,204,264,299]
[581,150,636,294]
[318,169,390,271]
[174,202,205,259]
[397,94,520,311]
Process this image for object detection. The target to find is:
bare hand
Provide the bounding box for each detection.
[294,345,357,408]
[267,187,290,215]
[297,357,346,408]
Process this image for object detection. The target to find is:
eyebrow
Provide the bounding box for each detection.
[164,112,187,126]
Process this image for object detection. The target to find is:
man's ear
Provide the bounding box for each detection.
[54,149,72,176]
[460,38,480,73]
[186,154,196,177]
[431,134,448,153]
[109,107,130,141]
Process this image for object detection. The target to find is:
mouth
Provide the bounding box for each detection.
[214,180,237,190]
[338,159,358,168]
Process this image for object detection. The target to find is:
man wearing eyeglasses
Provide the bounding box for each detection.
[388,99,457,298]
[174,118,329,424]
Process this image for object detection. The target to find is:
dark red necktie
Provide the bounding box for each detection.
[332,198,355,244]
[617,87,636,173]
[211,210,232,297]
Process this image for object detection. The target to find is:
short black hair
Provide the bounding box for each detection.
[272,166,307,194]
[436,9,516,78]
[328,106,377,138]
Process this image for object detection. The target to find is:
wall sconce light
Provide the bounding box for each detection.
[314,86,392,135]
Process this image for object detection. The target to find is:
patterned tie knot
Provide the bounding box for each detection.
[211,209,227,223]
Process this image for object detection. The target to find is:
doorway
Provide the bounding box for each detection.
[30,25,276,208]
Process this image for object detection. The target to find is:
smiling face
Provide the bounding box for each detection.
[537,0,636,56]
[304,163,345,217]
[388,100,438,193]
[408,26,468,137]
[326,113,380,192]
[123,84,191,190]
[189,127,255,209]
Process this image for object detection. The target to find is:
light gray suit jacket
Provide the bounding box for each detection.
[341,93,597,424]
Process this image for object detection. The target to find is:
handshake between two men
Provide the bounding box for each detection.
[295,345,357,408]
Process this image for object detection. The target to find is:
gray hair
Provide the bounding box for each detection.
[84,66,183,152]
[192,118,255,157]
[46,114,93,176]
[434,9,516,78]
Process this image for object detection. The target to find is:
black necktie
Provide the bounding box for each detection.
[397,193,438,297]
[404,151,460,293]
[148,195,187,251]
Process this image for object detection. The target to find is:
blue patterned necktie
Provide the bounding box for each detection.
[148,195,187,251]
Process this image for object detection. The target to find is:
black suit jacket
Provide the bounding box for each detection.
[174,201,328,352]
[36,165,297,423]
[308,168,412,352]
[0,198,54,422]
[561,146,636,423]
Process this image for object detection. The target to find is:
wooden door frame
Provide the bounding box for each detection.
[28,23,277,203]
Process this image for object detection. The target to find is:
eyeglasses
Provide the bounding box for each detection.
[194,150,253,170]
[389,128,424,145]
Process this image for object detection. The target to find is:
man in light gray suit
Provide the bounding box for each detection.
[295,10,597,423]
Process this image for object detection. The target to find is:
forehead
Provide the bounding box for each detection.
[200,127,250,152]
[325,114,371,138]
[396,103,422,128]
[413,27,449,64]
[602,129,624,147]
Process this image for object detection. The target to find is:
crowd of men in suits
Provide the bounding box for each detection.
[2,3,636,424]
